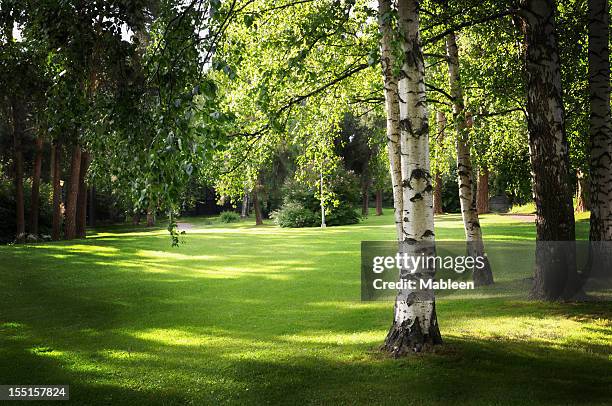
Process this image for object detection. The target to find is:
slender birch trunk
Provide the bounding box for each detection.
[64,145,82,240]
[30,135,44,236]
[477,165,490,214]
[445,32,493,286]
[378,0,403,240]
[51,142,62,240]
[588,0,612,277]
[520,0,577,300]
[381,0,442,356]
[433,111,446,215]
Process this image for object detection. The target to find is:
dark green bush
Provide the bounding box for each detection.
[275,166,361,227]
[219,210,240,223]
[271,202,318,228]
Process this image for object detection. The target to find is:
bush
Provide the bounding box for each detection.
[271,202,319,228]
[219,210,240,223]
[275,166,361,227]
[325,204,360,226]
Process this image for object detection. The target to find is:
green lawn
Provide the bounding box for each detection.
[1,212,610,405]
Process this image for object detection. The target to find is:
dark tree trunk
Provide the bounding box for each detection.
[575,170,589,213]
[253,187,263,226]
[146,205,156,227]
[76,151,91,238]
[30,136,44,236]
[64,145,82,240]
[375,189,383,216]
[477,165,490,214]
[51,142,62,240]
[587,0,612,277]
[361,183,370,217]
[88,186,96,227]
[11,98,25,242]
[132,212,141,225]
[521,0,577,299]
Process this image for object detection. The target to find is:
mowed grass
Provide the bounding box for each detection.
[0,212,610,405]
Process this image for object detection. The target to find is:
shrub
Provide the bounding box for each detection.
[271,202,318,228]
[219,211,240,223]
[276,166,361,227]
[325,204,360,226]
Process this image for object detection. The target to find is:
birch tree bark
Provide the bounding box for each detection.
[433,111,445,215]
[381,0,442,355]
[520,0,577,299]
[588,0,612,277]
[445,32,493,286]
[378,0,403,240]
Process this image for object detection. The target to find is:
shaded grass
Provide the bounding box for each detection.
[0,213,609,405]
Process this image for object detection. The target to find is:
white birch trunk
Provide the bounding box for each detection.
[378,0,403,240]
[445,31,494,286]
[381,0,441,355]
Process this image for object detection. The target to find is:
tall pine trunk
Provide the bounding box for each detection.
[520,0,577,299]
[11,98,25,242]
[588,0,612,277]
[51,142,62,240]
[477,165,490,214]
[76,151,91,238]
[378,0,403,239]
[446,32,493,286]
[381,0,442,356]
[30,135,44,236]
[64,145,82,240]
[433,111,446,215]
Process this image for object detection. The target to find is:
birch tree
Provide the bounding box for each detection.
[519,0,577,300]
[380,0,442,355]
[587,0,612,276]
[445,31,494,286]
[378,0,403,240]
